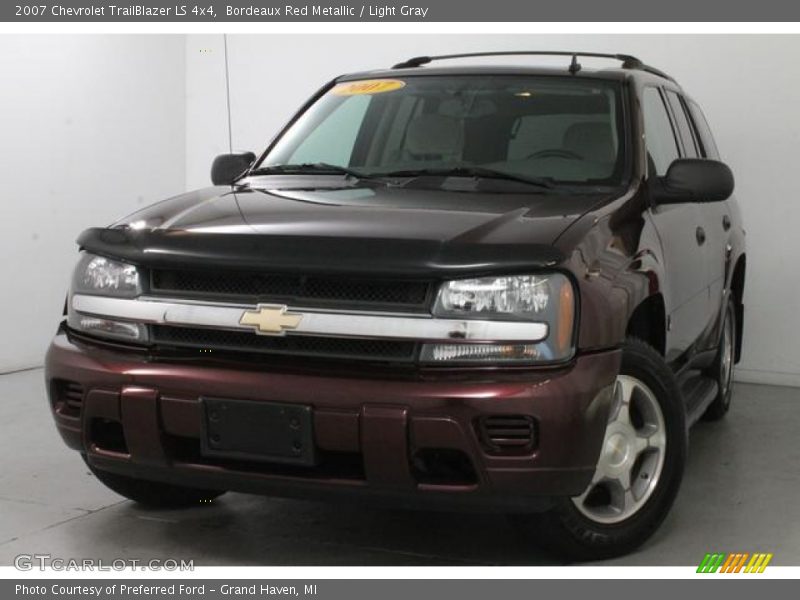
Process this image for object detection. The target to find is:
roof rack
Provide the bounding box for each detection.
[391,51,675,82]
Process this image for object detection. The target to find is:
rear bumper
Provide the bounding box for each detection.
[45,333,620,513]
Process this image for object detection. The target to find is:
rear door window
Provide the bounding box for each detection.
[665,91,699,158]
[686,100,721,159]
[642,87,680,176]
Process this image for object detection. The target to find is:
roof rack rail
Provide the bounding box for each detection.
[391,51,675,82]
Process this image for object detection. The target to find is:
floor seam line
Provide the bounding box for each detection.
[0,499,128,548]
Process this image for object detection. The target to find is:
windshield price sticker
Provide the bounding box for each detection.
[332,79,406,96]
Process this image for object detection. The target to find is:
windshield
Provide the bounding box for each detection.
[257,75,628,187]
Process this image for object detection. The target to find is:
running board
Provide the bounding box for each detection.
[679,371,719,427]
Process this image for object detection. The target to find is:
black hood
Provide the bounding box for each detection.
[79,178,608,278]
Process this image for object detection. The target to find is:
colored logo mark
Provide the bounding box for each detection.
[697,552,773,573]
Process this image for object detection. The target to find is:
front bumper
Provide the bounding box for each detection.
[45,333,620,513]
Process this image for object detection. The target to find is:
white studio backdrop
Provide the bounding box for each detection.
[1,34,798,389]
[0,35,187,372]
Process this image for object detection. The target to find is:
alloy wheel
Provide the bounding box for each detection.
[572,375,667,524]
[720,312,734,403]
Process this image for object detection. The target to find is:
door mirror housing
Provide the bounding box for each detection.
[653,158,734,204]
[211,152,256,185]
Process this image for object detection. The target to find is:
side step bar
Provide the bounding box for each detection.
[679,371,719,427]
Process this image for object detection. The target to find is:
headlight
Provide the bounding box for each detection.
[67,253,147,342]
[423,273,575,364]
[434,275,558,319]
[71,253,141,297]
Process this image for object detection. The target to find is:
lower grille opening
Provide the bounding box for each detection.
[152,326,417,362]
[412,448,478,485]
[477,415,537,454]
[90,419,128,454]
[166,435,365,481]
[51,379,84,419]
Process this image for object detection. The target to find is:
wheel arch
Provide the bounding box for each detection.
[625,293,667,357]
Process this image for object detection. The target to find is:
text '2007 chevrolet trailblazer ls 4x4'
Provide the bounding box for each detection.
[46,52,745,560]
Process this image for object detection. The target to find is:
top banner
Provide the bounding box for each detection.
[4,0,800,22]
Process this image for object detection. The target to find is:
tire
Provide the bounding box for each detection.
[702,297,737,421]
[512,338,687,562]
[84,457,225,508]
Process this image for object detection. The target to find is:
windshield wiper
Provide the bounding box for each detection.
[374,167,555,189]
[246,162,375,181]
[245,163,555,190]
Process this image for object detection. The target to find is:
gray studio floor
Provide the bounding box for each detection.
[1,368,798,566]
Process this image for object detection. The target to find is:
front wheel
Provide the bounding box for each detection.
[512,338,687,561]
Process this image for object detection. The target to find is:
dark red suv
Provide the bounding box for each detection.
[46,52,745,560]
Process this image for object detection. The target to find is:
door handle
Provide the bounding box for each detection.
[696,226,706,246]
[722,215,731,231]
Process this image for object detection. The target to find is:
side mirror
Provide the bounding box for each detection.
[211,152,256,185]
[654,158,734,204]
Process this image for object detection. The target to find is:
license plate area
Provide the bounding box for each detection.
[200,397,315,466]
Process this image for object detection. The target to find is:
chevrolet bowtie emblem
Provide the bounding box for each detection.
[239,304,303,335]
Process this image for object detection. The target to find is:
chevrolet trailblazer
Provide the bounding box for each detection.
[46,52,745,560]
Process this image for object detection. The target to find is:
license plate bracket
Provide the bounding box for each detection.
[200,397,315,466]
